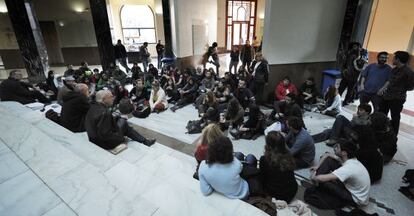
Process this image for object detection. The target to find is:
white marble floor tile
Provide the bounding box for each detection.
[0,115,85,182]
[141,183,224,216]
[48,163,144,216]
[34,119,121,172]
[42,203,77,216]
[137,153,195,179]
[0,171,61,216]
[0,141,28,184]
[104,161,164,199]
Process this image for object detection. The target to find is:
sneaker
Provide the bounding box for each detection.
[325,139,337,147]
[109,143,128,155]
[143,138,156,147]
[170,106,176,112]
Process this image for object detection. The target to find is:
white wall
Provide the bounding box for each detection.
[262,0,347,64]
[172,0,217,58]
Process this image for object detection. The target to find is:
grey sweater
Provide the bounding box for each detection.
[286,128,315,166]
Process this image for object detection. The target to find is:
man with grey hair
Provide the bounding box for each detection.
[60,83,90,132]
[0,70,50,104]
[85,90,155,151]
[57,75,76,105]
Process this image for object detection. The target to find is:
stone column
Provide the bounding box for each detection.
[5,0,48,83]
[161,0,175,59]
[89,0,115,71]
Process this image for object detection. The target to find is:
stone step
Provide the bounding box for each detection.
[0,109,160,216]
[0,102,272,216]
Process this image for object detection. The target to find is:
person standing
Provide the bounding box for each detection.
[229,46,240,74]
[208,42,220,74]
[140,42,151,73]
[156,40,165,69]
[379,51,414,134]
[240,40,255,71]
[114,39,130,72]
[338,42,363,106]
[250,53,269,105]
[359,52,391,112]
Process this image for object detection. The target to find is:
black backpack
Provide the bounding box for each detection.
[132,106,151,118]
[186,120,203,134]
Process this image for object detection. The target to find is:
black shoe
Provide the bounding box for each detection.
[143,138,156,146]
[230,131,240,140]
[193,172,199,180]
[170,106,177,112]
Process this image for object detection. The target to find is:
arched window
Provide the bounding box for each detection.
[120,5,156,45]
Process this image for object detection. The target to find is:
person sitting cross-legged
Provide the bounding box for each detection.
[60,83,90,132]
[149,80,168,113]
[170,77,198,112]
[305,139,370,210]
[312,103,372,146]
[118,99,156,146]
[234,131,298,202]
[230,104,265,140]
[198,136,249,199]
[285,116,315,169]
[193,123,224,179]
[269,93,305,130]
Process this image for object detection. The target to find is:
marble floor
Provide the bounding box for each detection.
[0,101,303,216]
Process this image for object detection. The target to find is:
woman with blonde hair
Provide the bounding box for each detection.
[193,123,224,178]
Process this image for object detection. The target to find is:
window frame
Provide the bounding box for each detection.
[120,5,157,45]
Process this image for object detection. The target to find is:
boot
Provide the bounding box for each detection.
[143,138,156,146]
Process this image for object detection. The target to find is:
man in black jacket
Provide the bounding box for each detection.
[156,40,164,69]
[250,53,269,104]
[114,40,130,72]
[85,90,124,150]
[0,70,50,104]
[60,84,90,132]
[85,90,155,150]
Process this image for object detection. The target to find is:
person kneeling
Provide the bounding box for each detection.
[305,139,370,209]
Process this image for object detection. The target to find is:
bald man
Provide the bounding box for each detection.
[60,83,91,132]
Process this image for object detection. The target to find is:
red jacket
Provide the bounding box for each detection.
[275,83,298,100]
[194,143,208,163]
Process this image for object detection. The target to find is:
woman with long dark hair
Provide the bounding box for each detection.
[198,136,249,199]
[234,131,298,202]
[260,131,298,202]
[318,85,342,117]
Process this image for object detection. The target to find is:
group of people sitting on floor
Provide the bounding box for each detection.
[0,48,412,212]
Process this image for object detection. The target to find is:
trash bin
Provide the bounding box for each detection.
[321,69,341,94]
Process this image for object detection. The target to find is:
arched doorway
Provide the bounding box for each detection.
[226,0,257,50]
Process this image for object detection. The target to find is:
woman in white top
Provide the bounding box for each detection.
[319,85,342,117]
[149,80,168,113]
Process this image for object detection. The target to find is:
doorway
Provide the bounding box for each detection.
[226,0,257,50]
